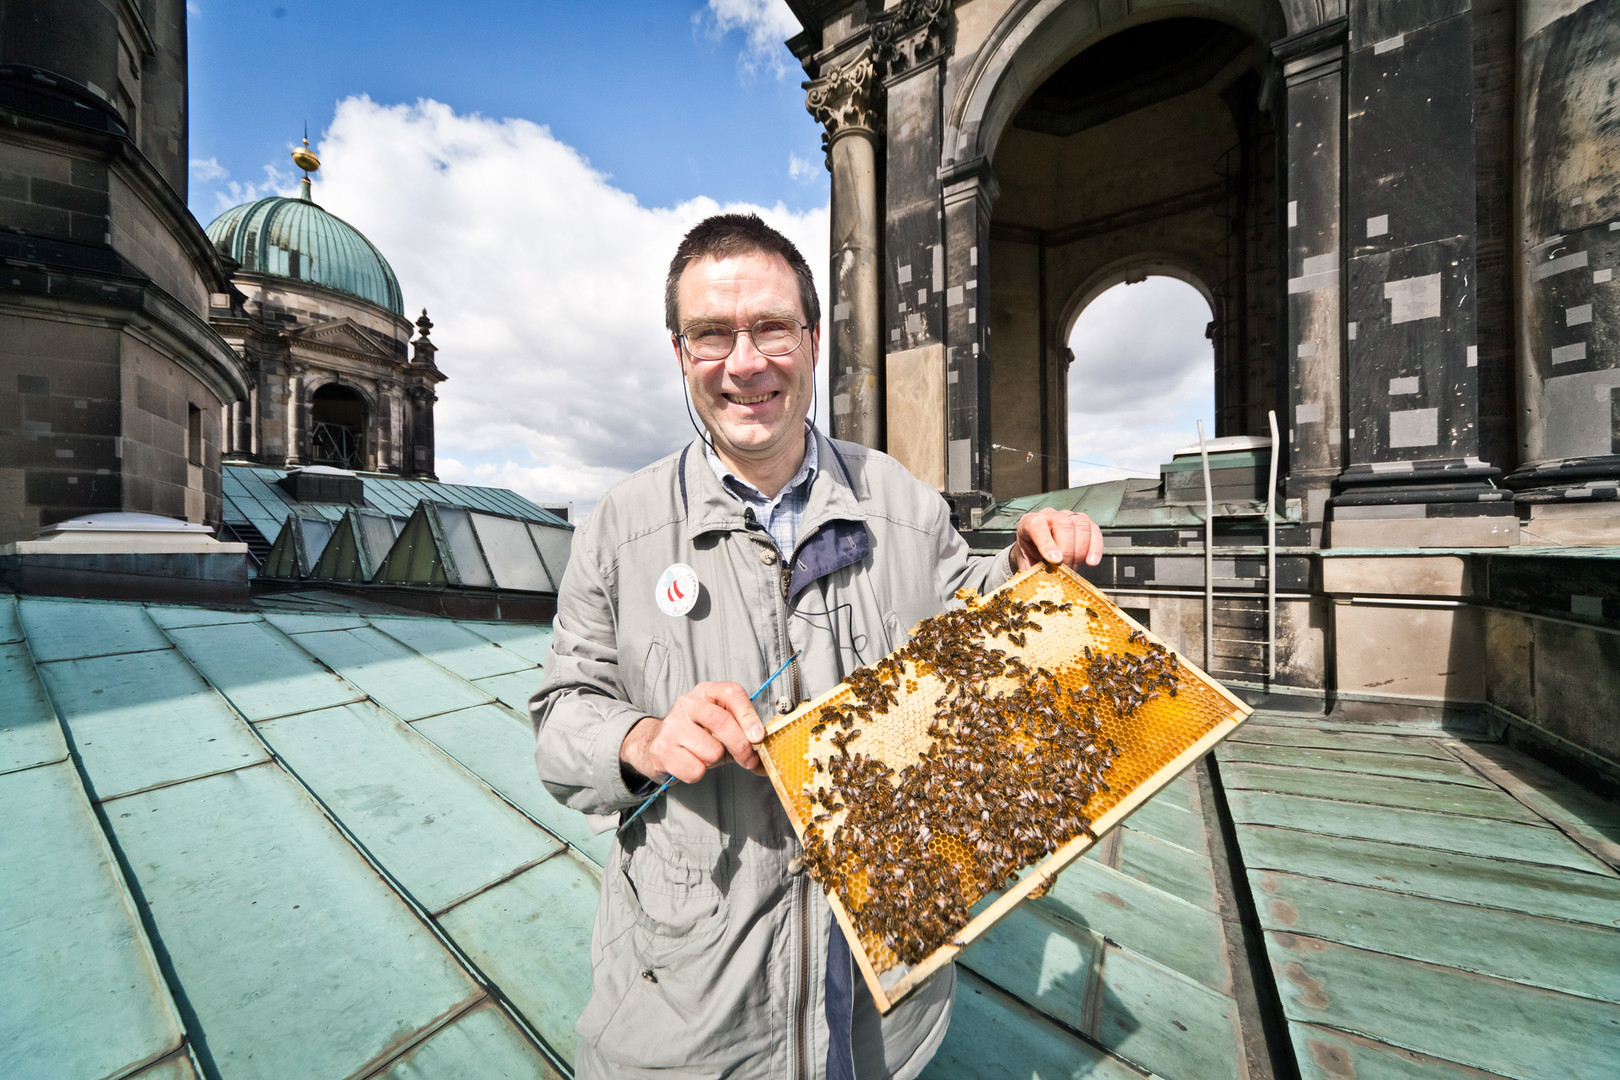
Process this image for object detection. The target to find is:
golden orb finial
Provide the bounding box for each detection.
[291,136,320,175]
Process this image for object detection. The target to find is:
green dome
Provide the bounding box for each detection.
[206,194,404,315]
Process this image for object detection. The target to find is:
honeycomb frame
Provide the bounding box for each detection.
[758,562,1253,1014]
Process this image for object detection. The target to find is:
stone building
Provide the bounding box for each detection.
[0,0,246,543]
[0,1,444,547]
[204,156,445,477]
[788,2,1620,757]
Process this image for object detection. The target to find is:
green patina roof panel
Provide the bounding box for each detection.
[459,622,555,666]
[0,595,19,643]
[38,648,269,799]
[437,852,601,1065]
[369,616,539,680]
[0,761,182,1079]
[371,1002,562,1079]
[0,642,66,774]
[166,618,366,722]
[257,700,563,914]
[923,970,1152,1080]
[473,668,548,714]
[20,596,170,661]
[108,764,481,1079]
[279,625,494,721]
[410,705,612,868]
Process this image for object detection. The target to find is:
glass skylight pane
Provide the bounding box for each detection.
[527,523,572,587]
[436,507,493,588]
[470,513,552,592]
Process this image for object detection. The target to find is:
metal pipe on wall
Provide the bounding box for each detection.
[1267,409,1280,680]
[1197,420,1214,672]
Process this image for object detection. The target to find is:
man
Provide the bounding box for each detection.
[532,214,1102,1079]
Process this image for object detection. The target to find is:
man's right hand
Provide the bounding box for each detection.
[620,682,767,785]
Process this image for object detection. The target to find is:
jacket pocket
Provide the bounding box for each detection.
[639,637,689,722]
[577,854,736,1067]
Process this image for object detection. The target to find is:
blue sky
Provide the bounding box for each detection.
[186,0,824,225]
[183,1,1211,510]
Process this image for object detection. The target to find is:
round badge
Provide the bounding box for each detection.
[655,563,700,617]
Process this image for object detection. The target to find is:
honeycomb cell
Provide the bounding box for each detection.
[759,563,1250,1003]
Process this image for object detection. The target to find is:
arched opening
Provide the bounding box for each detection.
[1065,276,1215,488]
[309,383,367,470]
[985,14,1280,500]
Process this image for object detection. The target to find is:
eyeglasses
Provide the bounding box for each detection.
[678,318,808,361]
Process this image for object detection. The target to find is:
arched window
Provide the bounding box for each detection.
[309,384,367,470]
[1066,276,1214,488]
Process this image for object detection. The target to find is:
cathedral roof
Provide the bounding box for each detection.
[206,193,404,316]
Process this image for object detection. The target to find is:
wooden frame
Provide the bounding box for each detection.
[759,562,1253,1013]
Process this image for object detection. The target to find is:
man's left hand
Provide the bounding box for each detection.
[1012,508,1105,571]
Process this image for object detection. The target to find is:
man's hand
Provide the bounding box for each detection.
[1012,508,1105,571]
[621,682,766,785]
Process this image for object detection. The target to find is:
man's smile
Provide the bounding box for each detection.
[726,392,778,405]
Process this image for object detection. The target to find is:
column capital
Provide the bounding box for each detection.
[870,0,952,80]
[806,51,879,149]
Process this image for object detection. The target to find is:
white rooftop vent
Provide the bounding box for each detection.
[2,513,245,555]
[1170,434,1273,458]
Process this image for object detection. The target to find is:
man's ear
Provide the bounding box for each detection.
[809,325,820,367]
[671,334,686,373]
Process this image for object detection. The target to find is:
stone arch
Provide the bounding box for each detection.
[1058,256,1219,347]
[945,0,1287,174]
[975,8,1285,498]
[307,379,372,471]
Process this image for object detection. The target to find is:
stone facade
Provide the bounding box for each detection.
[789,0,1620,539]
[789,0,1620,764]
[0,0,247,543]
[210,271,444,477]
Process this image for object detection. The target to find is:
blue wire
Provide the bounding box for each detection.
[617,650,801,835]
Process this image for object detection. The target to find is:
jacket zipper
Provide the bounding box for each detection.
[777,534,810,1080]
[796,874,810,1079]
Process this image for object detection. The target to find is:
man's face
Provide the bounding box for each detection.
[673,251,819,473]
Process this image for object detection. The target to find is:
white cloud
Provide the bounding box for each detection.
[306,96,828,515]
[1064,277,1215,488]
[189,156,229,182]
[788,152,820,183]
[699,0,801,79]
[206,160,299,215]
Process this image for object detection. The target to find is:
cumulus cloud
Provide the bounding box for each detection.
[1064,277,1215,488]
[699,0,801,79]
[188,156,229,182]
[305,96,828,515]
[787,152,821,183]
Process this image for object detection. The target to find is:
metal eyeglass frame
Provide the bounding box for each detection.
[676,319,810,361]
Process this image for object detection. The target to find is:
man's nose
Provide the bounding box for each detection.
[727,331,771,377]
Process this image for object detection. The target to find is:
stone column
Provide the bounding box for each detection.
[808,54,882,449]
[941,160,996,496]
[407,385,437,478]
[376,378,399,474]
[1331,4,1510,548]
[1508,0,1620,541]
[1276,24,1348,547]
[285,363,308,467]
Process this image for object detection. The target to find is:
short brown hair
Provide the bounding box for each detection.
[664,213,820,333]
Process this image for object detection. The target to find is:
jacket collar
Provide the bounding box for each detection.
[680,426,867,547]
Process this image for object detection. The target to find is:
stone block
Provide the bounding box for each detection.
[885,343,946,488]
[1533,618,1620,768]
[1484,608,1535,720]
[1328,514,1518,548]
[1333,598,1485,702]
[1321,554,1470,596]
[1521,502,1620,546]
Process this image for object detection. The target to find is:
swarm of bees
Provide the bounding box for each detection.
[797,589,1181,966]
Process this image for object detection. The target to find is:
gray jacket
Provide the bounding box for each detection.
[532,431,1013,1079]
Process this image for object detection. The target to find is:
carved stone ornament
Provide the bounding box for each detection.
[806,53,879,144]
[870,0,952,77]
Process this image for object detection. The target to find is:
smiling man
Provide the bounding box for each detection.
[531,214,1102,1079]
